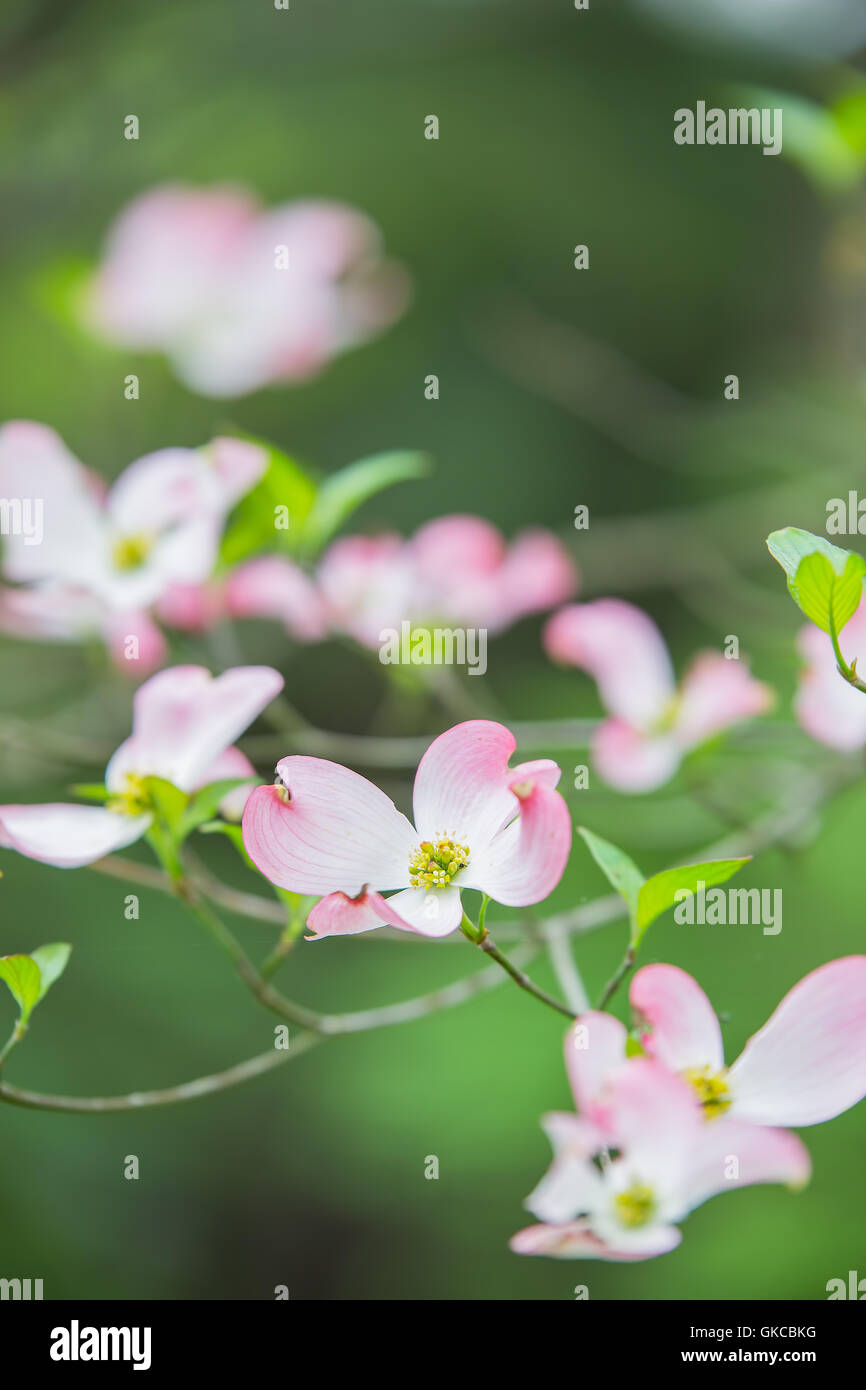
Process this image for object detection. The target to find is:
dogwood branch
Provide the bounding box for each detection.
[0,1035,322,1113]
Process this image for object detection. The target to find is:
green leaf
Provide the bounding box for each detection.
[797,552,865,637]
[767,528,866,635]
[0,955,42,1023]
[176,779,255,841]
[29,943,72,1002]
[636,858,751,944]
[578,828,644,928]
[767,526,855,581]
[142,776,188,832]
[219,440,318,567]
[832,86,866,156]
[299,451,431,556]
[70,783,109,802]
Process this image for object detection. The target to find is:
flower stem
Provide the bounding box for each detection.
[174,876,324,1032]
[0,1034,321,1113]
[597,947,635,1010]
[460,913,575,1019]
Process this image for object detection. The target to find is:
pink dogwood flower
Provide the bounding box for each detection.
[0,422,266,673]
[543,599,773,791]
[312,518,577,650]
[241,720,572,938]
[0,665,283,868]
[794,598,866,751]
[630,959,866,1126]
[85,185,410,398]
[511,1054,809,1262]
[224,557,327,642]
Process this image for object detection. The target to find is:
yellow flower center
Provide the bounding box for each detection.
[683,1065,732,1118]
[107,774,151,818]
[614,1182,656,1229]
[112,533,153,571]
[408,837,470,890]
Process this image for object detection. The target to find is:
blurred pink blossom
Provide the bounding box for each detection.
[794,600,866,750]
[0,665,283,867]
[312,517,577,647]
[85,185,410,398]
[544,598,773,791]
[242,719,572,938]
[0,421,266,674]
[631,958,866,1127]
[511,1050,809,1262]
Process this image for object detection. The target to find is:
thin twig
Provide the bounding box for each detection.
[0,1034,321,1113]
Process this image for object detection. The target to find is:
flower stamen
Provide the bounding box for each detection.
[683,1065,732,1118]
[112,533,154,571]
[107,773,151,818]
[409,836,470,890]
[614,1181,656,1229]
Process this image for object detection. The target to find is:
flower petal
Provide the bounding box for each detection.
[674,652,774,750]
[0,421,106,587]
[598,1059,700,1201]
[0,803,151,868]
[795,617,866,751]
[226,557,326,641]
[630,963,724,1075]
[307,885,462,939]
[496,530,578,629]
[543,600,675,727]
[412,720,520,844]
[101,609,167,676]
[727,957,866,1125]
[526,1141,606,1225]
[204,436,268,508]
[677,1120,811,1219]
[509,1220,681,1261]
[106,664,283,792]
[316,533,413,647]
[86,184,257,346]
[241,758,417,896]
[592,719,681,793]
[463,770,571,906]
[563,1011,628,1116]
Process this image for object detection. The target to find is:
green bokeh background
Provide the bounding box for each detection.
[0,0,864,1299]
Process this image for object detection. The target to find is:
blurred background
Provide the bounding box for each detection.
[1,0,865,1300]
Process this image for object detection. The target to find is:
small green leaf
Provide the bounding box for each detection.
[176,779,255,841]
[767,526,855,582]
[0,955,42,1023]
[636,858,751,943]
[799,551,865,636]
[832,86,866,156]
[767,528,866,635]
[70,783,109,802]
[29,943,72,1002]
[142,776,188,831]
[578,828,644,928]
[299,451,431,556]
[219,440,318,567]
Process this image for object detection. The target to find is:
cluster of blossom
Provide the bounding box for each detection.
[0,422,577,674]
[512,961,866,1260]
[85,185,410,398]
[1,415,859,792]
[1,683,863,1262]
